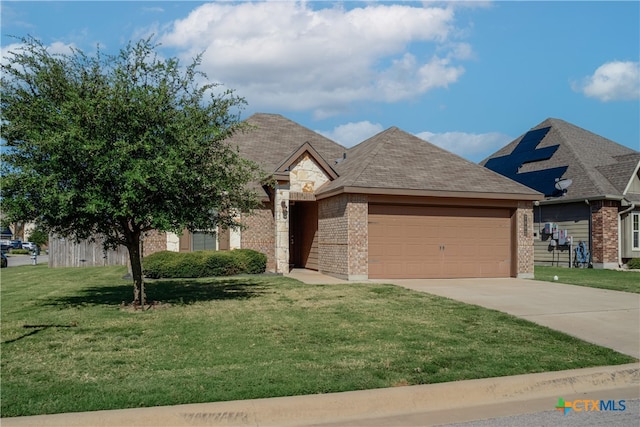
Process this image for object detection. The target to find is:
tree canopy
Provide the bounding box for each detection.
[1,37,265,305]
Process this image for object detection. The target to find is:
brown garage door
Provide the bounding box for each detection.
[369,205,512,279]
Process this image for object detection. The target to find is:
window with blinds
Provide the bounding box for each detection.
[192,232,217,251]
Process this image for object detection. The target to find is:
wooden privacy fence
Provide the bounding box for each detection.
[48,235,129,268]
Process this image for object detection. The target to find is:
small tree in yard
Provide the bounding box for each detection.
[27,225,48,248]
[1,37,264,306]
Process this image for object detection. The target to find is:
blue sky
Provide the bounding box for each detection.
[2,1,638,162]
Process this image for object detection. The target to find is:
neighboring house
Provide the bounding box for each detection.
[146,113,541,280]
[482,118,640,269]
[1,227,13,240]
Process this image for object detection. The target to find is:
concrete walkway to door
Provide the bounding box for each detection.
[369,277,640,359]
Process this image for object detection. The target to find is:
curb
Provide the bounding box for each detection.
[2,363,638,427]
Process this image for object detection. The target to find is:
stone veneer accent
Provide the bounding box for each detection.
[273,152,333,273]
[289,153,331,193]
[166,232,180,252]
[591,200,619,268]
[274,182,290,273]
[318,194,368,280]
[515,201,534,278]
[241,203,276,272]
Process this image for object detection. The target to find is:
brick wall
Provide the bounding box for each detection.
[591,200,619,267]
[241,202,276,272]
[318,194,368,280]
[515,202,534,278]
[142,230,168,257]
[318,195,349,278]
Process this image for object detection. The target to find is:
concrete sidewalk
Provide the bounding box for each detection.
[3,364,638,427]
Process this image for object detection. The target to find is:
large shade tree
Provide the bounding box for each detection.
[1,37,265,306]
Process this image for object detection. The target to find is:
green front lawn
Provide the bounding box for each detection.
[1,265,635,417]
[535,266,640,293]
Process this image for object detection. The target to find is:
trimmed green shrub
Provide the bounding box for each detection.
[233,249,268,274]
[203,251,242,277]
[626,258,640,270]
[143,249,267,279]
[10,249,30,255]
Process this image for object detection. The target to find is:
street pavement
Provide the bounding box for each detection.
[3,253,49,267]
[443,399,639,427]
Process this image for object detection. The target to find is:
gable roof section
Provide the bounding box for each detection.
[228,113,346,173]
[273,141,339,181]
[317,127,541,200]
[481,118,639,201]
[597,153,640,194]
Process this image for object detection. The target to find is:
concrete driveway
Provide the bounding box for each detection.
[370,277,640,359]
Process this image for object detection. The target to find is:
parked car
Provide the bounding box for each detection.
[10,240,22,250]
[1,252,7,268]
[22,242,37,251]
[0,240,10,252]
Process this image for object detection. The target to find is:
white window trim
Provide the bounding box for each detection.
[632,212,640,251]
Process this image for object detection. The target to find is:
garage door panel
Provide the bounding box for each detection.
[369,204,512,279]
[443,261,476,277]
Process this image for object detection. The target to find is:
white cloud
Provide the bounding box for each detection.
[159,2,470,117]
[573,61,640,102]
[1,41,75,65]
[317,122,512,161]
[47,41,75,55]
[142,7,164,13]
[416,130,512,162]
[1,43,25,65]
[317,121,384,147]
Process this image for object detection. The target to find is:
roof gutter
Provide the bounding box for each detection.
[315,185,543,202]
[618,198,637,267]
[538,194,624,206]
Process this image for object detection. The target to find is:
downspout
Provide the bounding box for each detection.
[586,199,593,267]
[618,199,636,267]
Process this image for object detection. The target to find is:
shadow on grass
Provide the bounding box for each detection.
[44,277,270,307]
[2,324,77,345]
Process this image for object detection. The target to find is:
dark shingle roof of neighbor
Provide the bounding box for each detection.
[317,127,541,198]
[481,118,640,201]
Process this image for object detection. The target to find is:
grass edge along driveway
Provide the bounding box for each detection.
[1,265,636,417]
[535,266,640,293]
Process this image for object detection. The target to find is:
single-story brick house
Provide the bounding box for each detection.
[482,118,640,269]
[145,113,542,279]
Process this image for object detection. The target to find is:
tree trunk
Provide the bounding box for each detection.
[126,231,145,307]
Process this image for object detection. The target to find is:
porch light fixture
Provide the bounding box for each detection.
[281,200,288,219]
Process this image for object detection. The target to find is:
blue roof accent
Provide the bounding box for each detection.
[484,127,567,196]
[1,227,13,238]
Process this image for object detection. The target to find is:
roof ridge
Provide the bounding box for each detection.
[551,119,621,195]
[347,128,395,185]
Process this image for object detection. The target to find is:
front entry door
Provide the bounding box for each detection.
[289,201,319,270]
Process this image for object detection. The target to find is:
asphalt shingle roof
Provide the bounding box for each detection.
[227,113,346,173]
[481,118,640,201]
[318,127,540,197]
